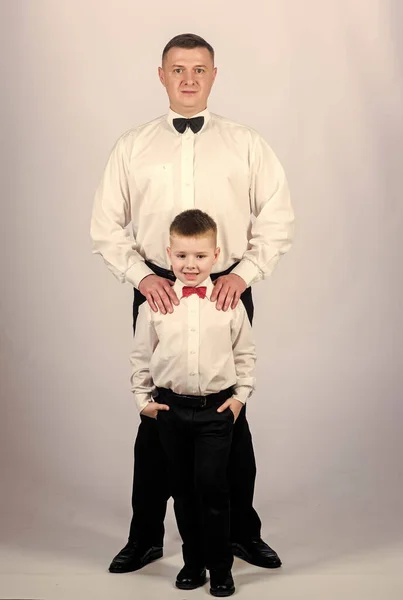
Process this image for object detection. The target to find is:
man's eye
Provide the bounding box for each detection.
[174,68,182,73]
[196,69,205,74]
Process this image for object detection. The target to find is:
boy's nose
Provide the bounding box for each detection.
[185,259,196,269]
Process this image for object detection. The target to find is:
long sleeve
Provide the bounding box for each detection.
[232,134,295,286]
[129,304,159,412]
[90,134,154,288]
[230,305,257,404]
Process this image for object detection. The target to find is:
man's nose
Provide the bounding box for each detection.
[184,71,196,85]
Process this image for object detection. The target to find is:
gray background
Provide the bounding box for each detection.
[1,0,402,598]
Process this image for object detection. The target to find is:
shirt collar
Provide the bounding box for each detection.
[174,276,214,300]
[167,107,211,134]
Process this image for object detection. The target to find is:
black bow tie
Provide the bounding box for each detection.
[173,116,204,134]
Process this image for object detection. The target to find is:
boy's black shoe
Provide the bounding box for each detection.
[232,538,282,568]
[108,542,163,573]
[209,569,235,597]
[175,565,207,590]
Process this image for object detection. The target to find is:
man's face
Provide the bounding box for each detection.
[158,47,217,117]
[167,233,220,286]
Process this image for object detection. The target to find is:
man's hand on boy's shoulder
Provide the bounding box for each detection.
[217,397,244,422]
[139,274,179,315]
[140,401,170,419]
[210,273,247,311]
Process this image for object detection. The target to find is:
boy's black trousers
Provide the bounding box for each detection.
[128,261,261,549]
[157,386,235,571]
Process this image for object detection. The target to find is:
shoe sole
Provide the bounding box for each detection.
[232,543,282,569]
[176,577,207,590]
[109,547,163,573]
[210,586,235,597]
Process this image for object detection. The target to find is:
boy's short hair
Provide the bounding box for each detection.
[169,209,217,241]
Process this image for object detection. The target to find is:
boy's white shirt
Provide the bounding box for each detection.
[130,277,256,412]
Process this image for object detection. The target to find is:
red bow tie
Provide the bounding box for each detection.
[182,286,207,299]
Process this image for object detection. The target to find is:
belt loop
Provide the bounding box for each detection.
[200,397,207,408]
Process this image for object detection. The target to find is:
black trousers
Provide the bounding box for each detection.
[157,387,234,571]
[128,261,261,548]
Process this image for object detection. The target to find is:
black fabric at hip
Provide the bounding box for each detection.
[157,386,233,408]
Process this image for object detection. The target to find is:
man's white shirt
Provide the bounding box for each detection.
[91,108,294,288]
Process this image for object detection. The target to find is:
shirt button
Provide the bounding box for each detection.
[190,328,196,332]
[190,350,196,354]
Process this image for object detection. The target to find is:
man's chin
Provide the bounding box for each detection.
[178,96,199,106]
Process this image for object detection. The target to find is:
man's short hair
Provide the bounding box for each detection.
[170,209,217,241]
[162,33,215,63]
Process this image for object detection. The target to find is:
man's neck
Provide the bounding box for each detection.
[170,105,207,118]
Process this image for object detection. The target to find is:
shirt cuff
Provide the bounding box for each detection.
[232,385,253,404]
[231,259,260,287]
[125,261,155,289]
[134,393,154,413]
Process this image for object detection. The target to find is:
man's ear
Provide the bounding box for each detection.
[158,67,166,87]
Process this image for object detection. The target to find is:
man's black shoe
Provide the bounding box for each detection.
[209,569,235,597]
[232,538,282,568]
[108,541,163,573]
[175,566,207,590]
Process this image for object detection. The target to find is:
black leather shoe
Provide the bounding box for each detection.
[108,542,163,573]
[232,538,282,568]
[175,566,207,590]
[210,570,235,597]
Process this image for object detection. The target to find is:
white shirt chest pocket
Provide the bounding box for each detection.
[134,163,174,215]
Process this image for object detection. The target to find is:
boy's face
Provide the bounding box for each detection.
[167,233,220,287]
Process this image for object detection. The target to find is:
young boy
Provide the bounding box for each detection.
[130,209,256,597]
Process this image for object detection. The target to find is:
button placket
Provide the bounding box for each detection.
[187,296,200,390]
[181,133,195,210]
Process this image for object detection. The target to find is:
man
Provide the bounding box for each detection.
[91,33,294,574]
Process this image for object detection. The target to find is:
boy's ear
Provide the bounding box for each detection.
[214,247,221,261]
[166,246,171,258]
